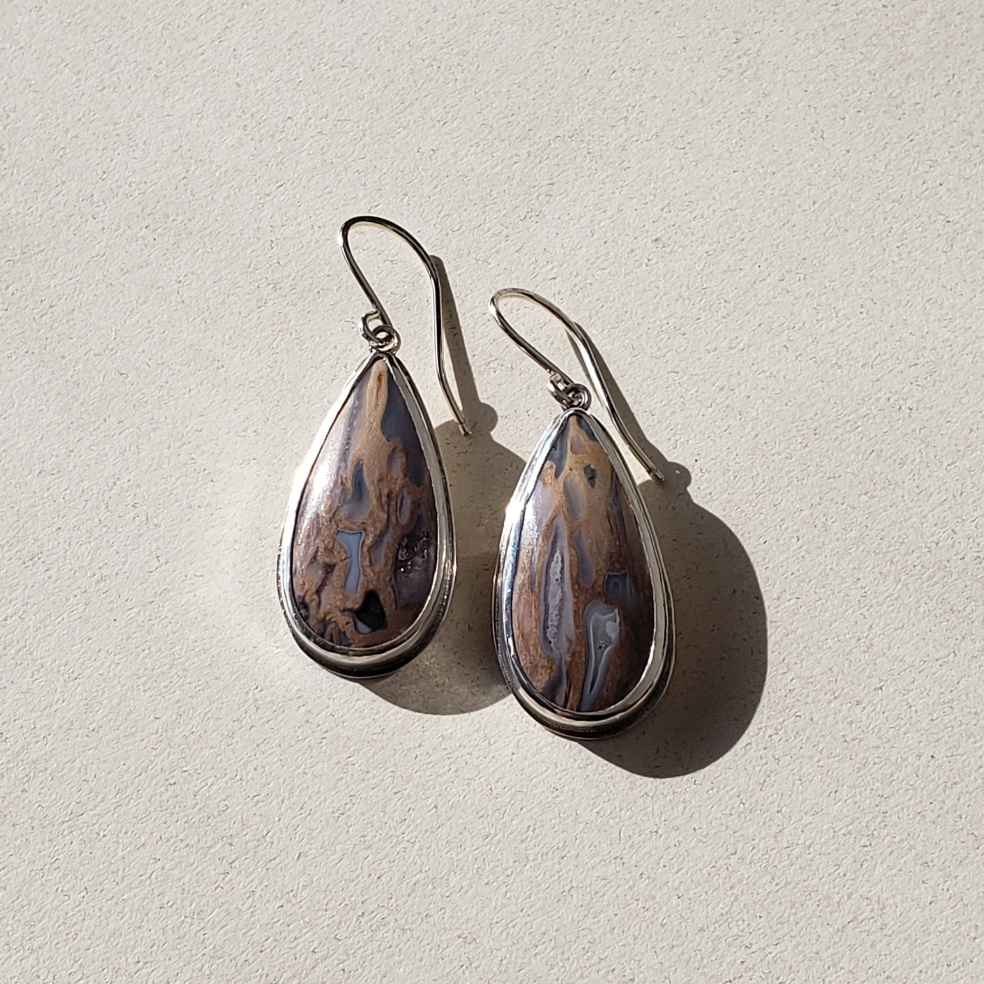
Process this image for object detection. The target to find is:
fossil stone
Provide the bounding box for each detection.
[509,411,655,712]
[290,355,438,648]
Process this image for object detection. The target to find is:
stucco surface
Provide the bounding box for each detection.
[2,2,982,980]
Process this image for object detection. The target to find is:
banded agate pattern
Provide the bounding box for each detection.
[509,411,654,713]
[290,355,438,649]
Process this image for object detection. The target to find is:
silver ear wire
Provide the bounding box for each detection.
[489,288,663,482]
[339,216,470,436]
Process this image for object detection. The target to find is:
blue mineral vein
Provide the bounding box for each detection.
[580,600,621,711]
[335,528,364,596]
[340,460,370,522]
[381,371,425,486]
[539,517,574,705]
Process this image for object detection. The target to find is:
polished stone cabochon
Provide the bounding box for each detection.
[290,355,439,649]
[509,411,655,712]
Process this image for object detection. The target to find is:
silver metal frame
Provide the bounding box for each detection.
[278,216,465,677]
[493,408,674,738]
[488,288,675,738]
[277,351,456,677]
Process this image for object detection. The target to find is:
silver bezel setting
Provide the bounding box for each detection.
[493,408,674,738]
[277,351,456,677]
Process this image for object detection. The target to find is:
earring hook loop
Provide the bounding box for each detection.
[489,288,664,482]
[338,216,470,436]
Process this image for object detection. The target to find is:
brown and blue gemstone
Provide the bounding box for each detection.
[508,411,655,713]
[290,355,439,649]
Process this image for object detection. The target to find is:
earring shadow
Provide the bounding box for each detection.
[584,468,768,776]
[361,257,520,714]
[572,343,768,776]
[366,282,768,760]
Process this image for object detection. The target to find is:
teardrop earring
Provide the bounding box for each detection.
[489,289,674,738]
[278,217,469,677]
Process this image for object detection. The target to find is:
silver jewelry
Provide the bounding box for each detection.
[489,289,674,737]
[278,217,468,677]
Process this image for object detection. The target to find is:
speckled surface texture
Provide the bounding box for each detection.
[2,2,982,981]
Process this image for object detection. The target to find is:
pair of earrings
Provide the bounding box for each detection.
[277,217,673,738]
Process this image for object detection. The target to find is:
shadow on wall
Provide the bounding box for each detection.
[365,259,768,777]
[583,467,768,778]
[574,340,768,778]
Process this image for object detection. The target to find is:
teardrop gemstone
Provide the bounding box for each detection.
[508,411,655,713]
[290,355,439,649]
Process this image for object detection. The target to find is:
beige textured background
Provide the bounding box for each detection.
[2,1,982,981]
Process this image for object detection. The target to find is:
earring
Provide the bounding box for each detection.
[278,217,469,677]
[489,290,674,738]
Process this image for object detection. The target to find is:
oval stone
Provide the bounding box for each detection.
[508,411,655,712]
[290,355,439,649]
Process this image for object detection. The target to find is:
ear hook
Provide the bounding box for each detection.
[489,288,664,482]
[338,216,471,436]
